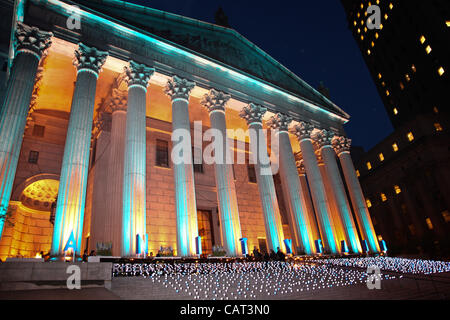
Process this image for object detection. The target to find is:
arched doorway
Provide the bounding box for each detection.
[0,176,58,261]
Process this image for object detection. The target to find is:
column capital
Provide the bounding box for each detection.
[164,75,195,101]
[200,89,230,113]
[267,113,292,132]
[313,129,335,149]
[125,60,154,90]
[291,121,315,141]
[295,159,306,175]
[332,136,352,155]
[239,103,267,126]
[74,43,108,76]
[15,22,53,60]
[106,88,127,113]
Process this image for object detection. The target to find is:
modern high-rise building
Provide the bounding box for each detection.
[341,0,450,257]
[0,0,380,260]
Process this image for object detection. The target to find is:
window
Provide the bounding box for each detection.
[392,143,399,152]
[442,210,450,223]
[32,125,45,137]
[366,199,372,208]
[394,185,402,194]
[425,218,433,230]
[408,225,416,236]
[420,35,426,44]
[405,74,411,82]
[386,90,390,96]
[28,151,39,164]
[433,106,439,114]
[434,123,443,132]
[407,132,414,142]
[156,139,169,167]
[366,162,372,170]
[192,147,203,173]
[380,193,387,202]
[247,164,257,183]
[411,65,417,73]
[399,82,404,90]
[389,3,393,10]
[378,73,382,79]
[438,67,445,76]
[378,153,384,161]
[356,170,360,177]
[446,21,450,27]
[393,108,398,115]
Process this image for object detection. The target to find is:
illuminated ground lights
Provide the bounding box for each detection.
[112,261,398,300]
[312,257,450,275]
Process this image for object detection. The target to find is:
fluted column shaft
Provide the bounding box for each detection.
[320,141,361,253]
[334,136,380,253]
[122,61,154,257]
[293,123,338,254]
[0,23,52,239]
[51,44,108,256]
[106,108,126,255]
[268,114,314,254]
[240,104,284,253]
[298,173,320,241]
[201,90,242,256]
[165,76,198,257]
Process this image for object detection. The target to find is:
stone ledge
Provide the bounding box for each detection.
[0,262,112,291]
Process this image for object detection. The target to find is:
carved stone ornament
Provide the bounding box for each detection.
[313,129,335,149]
[74,43,108,75]
[200,89,231,113]
[267,113,292,132]
[332,136,352,155]
[15,22,53,59]
[125,60,155,89]
[164,75,195,101]
[239,103,267,125]
[291,121,315,141]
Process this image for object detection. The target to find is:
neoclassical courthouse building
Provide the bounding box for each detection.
[0,0,381,259]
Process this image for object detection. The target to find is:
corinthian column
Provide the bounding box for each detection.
[105,89,127,256]
[314,130,361,254]
[122,61,154,257]
[0,23,52,239]
[333,136,380,253]
[200,89,242,256]
[51,44,108,257]
[239,104,285,253]
[291,122,338,254]
[165,76,198,257]
[267,113,314,254]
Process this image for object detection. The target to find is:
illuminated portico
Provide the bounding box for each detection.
[0,0,381,260]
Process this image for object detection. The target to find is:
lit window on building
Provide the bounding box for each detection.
[433,106,439,114]
[366,199,372,208]
[366,162,372,170]
[420,35,426,44]
[442,210,450,223]
[425,45,432,54]
[354,21,357,26]
[393,108,398,115]
[434,123,443,132]
[380,193,387,202]
[438,67,445,76]
[392,143,399,152]
[380,23,383,30]
[384,14,388,20]
[386,90,390,96]
[28,151,39,164]
[379,153,384,161]
[407,132,414,142]
[381,81,386,87]
[375,32,379,39]
[394,185,401,194]
[367,49,371,55]
[399,82,404,90]
[247,164,257,183]
[32,124,45,137]
[356,170,360,177]
[425,218,433,230]
[361,35,364,41]
[358,28,361,34]
[446,21,450,27]
[389,3,393,10]
[364,27,367,33]
[405,74,411,82]
[156,139,169,168]
[411,64,417,73]
[371,41,375,47]
[408,225,416,236]
[377,235,383,241]
[378,73,382,79]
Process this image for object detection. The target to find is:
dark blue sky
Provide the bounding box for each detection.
[125,0,393,151]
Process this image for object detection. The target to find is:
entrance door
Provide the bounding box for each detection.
[258,238,268,254]
[197,209,214,255]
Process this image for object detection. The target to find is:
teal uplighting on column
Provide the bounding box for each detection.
[267,113,315,255]
[51,43,108,257]
[333,136,380,253]
[240,104,285,253]
[314,129,362,254]
[200,89,243,257]
[165,76,198,257]
[122,61,154,257]
[0,22,52,240]
[292,122,338,254]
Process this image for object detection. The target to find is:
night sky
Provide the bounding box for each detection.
[124,0,393,151]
